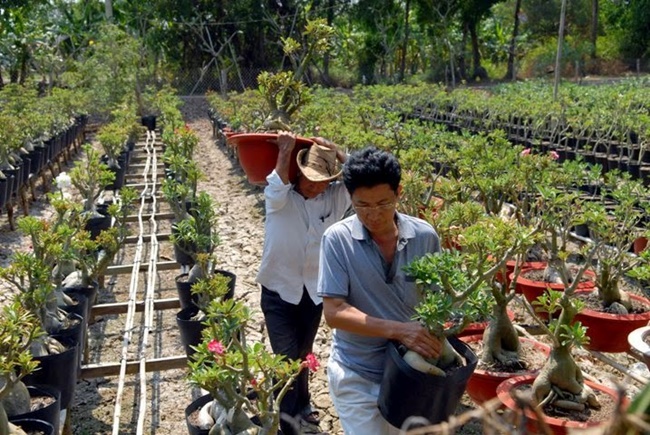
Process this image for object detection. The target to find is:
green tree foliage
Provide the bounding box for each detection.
[603,0,650,59]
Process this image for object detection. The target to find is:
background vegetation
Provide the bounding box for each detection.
[1,0,649,93]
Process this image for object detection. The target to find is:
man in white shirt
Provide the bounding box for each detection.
[256,131,350,435]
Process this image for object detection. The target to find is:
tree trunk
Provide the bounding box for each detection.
[505,0,522,80]
[553,0,568,101]
[399,0,411,83]
[322,0,335,86]
[458,27,468,81]
[470,24,484,80]
[105,0,113,22]
[18,46,29,85]
[590,0,599,59]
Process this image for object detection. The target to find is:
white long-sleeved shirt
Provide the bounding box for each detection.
[256,170,351,305]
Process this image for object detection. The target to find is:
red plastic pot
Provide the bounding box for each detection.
[226,133,313,185]
[499,261,546,292]
[575,290,650,353]
[496,374,626,435]
[459,335,550,405]
[513,265,596,307]
[633,236,648,254]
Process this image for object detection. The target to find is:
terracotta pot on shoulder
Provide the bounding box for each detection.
[459,335,550,405]
[574,289,650,353]
[496,374,627,435]
[226,133,312,185]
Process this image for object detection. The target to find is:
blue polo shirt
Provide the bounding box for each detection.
[317,212,440,382]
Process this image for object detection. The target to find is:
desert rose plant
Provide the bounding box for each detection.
[403,204,539,374]
[188,297,319,434]
[0,302,44,434]
[69,144,115,218]
[257,19,334,131]
[581,172,650,312]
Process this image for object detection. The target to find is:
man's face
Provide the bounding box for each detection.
[351,184,400,234]
[297,174,330,199]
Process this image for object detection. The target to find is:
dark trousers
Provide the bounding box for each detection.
[261,286,323,433]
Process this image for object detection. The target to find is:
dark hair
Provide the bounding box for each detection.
[343,146,401,195]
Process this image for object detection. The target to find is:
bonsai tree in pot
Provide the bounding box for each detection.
[0,251,73,355]
[582,172,650,313]
[0,301,44,435]
[69,144,116,221]
[257,18,334,131]
[97,121,128,188]
[187,297,319,434]
[170,191,220,274]
[403,206,539,375]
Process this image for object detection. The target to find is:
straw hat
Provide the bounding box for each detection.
[296,144,342,182]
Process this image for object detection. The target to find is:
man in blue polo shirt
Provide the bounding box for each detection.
[317,146,442,434]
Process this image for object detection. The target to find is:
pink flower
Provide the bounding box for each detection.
[520,148,531,157]
[207,339,225,355]
[549,151,560,160]
[302,353,320,372]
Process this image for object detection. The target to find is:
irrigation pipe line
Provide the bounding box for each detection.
[111,131,154,435]
[137,130,160,434]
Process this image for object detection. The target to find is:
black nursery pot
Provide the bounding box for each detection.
[185,393,213,435]
[8,419,55,435]
[141,115,157,132]
[0,177,8,210]
[23,336,79,410]
[8,384,61,435]
[176,306,207,358]
[106,163,126,191]
[85,213,112,240]
[64,282,99,318]
[175,270,236,310]
[378,337,477,429]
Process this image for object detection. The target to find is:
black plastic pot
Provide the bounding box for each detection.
[53,312,86,372]
[23,337,79,409]
[3,167,18,198]
[85,213,112,240]
[175,270,236,310]
[61,292,89,323]
[0,177,7,210]
[176,307,207,358]
[8,418,54,435]
[141,115,157,132]
[171,223,196,267]
[28,147,45,174]
[8,384,61,435]
[378,337,477,429]
[185,393,213,435]
[106,164,126,191]
[64,282,99,318]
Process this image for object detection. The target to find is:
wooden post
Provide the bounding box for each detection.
[19,186,29,216]
[220,69,228,97]
[6,201,15,230]
[553,0,567,100]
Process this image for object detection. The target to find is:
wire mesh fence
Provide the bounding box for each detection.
[172,65,264,96]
